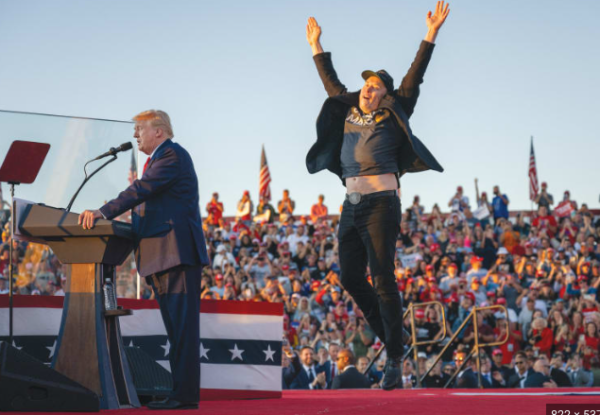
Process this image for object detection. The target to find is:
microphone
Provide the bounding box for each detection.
[92,142,133,161]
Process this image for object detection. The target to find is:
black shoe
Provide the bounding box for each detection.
[382,357,402,391]
[147,398,198,410]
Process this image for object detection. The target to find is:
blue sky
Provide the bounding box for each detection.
[0,0,598,215]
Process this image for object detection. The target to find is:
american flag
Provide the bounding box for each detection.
[259,146,272,201]
[528,136,538,201]
[128,149,138,185]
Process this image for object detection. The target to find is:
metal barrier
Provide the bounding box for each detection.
[363,301,447,385]
[418,304,510,388]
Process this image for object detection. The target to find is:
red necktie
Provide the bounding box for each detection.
[331,364,335,380]
[142,157,151,174]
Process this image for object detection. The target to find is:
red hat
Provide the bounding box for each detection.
[470,256,483,264]
[243,190,250,196]
[457,186,463,192]
[464,292,475,303]
[229,234,238,240]
[535,269,545,277]
[311,280,321,290]
[541,182,547,187]
[426,264,434,272]
[215,274,224,281]
[427,276,437,283]
[481,191,487,197]
[430,243,440,252]
[448,263,458,270]
[486,291,496,297]
[282,264,290,271]
[414,308,426,319]
[492,349,503,356]
[407,278,414,284]
[577,275,588,283]
[496,297,507,305]
[447,293,460,303]
[225,283,233,288]
[582,261,591,268]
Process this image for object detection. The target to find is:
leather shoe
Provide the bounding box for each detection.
[147,398,198,410]
[382,357,402,391]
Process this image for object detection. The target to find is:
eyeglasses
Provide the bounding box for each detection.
[515,361,525,365]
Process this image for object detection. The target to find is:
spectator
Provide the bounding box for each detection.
[318,343,340,387]
[549,352,573,387]
[491,185,510,223]
[491,348,512,383]
[254,196,276,224]
[532,206,558,239]
[423,357,451,388]
[401,359,417,389]
[331,349,371,389]
[278,189,295,222]
[535,182,554,212]
[310,195,328,224]
[289,346,327,389]
[205,192,224,226]
[568,353,594,387]
[235,190,253,223]
[507,351,534,388]
[449,186,469,212]
[524,357,557,388]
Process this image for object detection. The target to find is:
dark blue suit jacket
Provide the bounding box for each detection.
[100,139,209,277]
[289,362,327,390]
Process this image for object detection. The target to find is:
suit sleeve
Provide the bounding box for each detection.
[395,41,436,118]
[331,376,341,389]
[99,146,181,219]
[313,52,348,98]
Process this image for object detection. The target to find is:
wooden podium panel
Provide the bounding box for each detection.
[18,203,140,409]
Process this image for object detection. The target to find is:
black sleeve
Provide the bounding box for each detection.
[395,41,436,119]
[313,52,348,98]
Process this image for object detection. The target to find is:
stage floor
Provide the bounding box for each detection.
[7,388,600,415]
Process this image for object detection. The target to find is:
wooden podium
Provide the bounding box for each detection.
[17,203,140,409]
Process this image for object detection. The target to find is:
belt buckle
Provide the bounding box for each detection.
[348,192,361,205]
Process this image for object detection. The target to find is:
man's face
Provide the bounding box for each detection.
[493,186,499,195]
[357,357,369,373]
[515,356,527,373]
[329,344,340,361]
[300,348,314,366]
[359,76,387,113]
[134,119,162,155]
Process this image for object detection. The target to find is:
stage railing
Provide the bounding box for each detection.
[418,304,510,389]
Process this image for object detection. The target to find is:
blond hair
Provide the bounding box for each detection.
[133,109,173,139]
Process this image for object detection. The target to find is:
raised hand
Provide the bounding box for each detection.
[306,17,324,55]
[425,1,450,43]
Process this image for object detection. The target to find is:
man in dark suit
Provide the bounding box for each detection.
[549,352,572,387]
[317,343,340,388]
[332,349,371,389]
[289,346,327,390]
[305,2,449,391]
[507,351,534,388]
[79,109,209,410]
[524,358,557,388]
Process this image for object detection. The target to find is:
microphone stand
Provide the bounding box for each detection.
[66,155,118,212]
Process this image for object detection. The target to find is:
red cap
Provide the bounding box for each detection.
[430,243,440,252]
[486,291,496,297]
[447,293,460,303]
[414,308,426,319]
[225,283,233,288]
[449,263,458,270]
[496,297,507,305]
[229,234,237,240]
[464,292,475,303]
[541,182,547,187]
[470,256,483,264]
[457,186,463,192]
[426,264,434,272]
[427,276,437,283]
[215,274,224,281]
[492,349,503,356]
[407,278,414,284]
[311,280,321,289]
[282,264,290,271]
[536,269,545,277]
[578,275,588,283]
[481,191,487,197]
[243,190,250,196]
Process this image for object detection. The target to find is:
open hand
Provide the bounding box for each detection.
[306,17,322,46]
[426,1,450,33]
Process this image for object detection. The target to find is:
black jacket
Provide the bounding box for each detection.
[306,41,443,185]
[524,372,552,388]
[331,366,372,389]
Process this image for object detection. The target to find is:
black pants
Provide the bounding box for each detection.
[147,264,202,403]
[338,194,403,358]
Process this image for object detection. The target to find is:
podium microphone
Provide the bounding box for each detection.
[92,142,133,161]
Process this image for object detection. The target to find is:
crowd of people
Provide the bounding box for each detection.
[2,181,600,389]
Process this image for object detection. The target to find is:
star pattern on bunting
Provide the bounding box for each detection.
[161,339,170,357]
[47,340,57,359]
[200,343,210,360]
[229,343,244,361]
[12,340,23,351]
[263,344,275,362]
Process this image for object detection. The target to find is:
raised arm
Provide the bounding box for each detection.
[396,1,450,117]
[307,17,347,97]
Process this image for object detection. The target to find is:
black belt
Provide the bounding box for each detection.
[345,190,398,205]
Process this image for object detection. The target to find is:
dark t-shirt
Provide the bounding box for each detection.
[341,107,404,178]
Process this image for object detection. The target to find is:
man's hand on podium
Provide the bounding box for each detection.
[78,209,103,230]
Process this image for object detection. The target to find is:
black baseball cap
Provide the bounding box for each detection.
[361,70,394,93]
